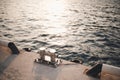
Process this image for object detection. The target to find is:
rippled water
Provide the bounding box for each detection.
[0,0,120,67]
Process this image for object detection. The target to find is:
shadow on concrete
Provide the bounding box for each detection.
[0,54,17,75]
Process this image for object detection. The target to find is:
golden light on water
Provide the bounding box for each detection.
[45,26,67,34]
[46,0,65,15]
[44,0,67,34]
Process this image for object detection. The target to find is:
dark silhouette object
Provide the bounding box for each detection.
[86,63,103,78]
[23,48,31,52]
[8,42,19,54]
[71,59,83,64]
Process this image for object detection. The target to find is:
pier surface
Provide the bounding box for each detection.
[0,45,120,80]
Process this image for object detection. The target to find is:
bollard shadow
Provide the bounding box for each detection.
[0,54,17,75]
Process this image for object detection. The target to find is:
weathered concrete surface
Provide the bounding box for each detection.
[0,45,120,80]
[0,45,11,64]
[0,49,99,80]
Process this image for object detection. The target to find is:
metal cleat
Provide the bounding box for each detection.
[35,47,62,68]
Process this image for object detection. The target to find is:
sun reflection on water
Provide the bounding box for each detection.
[44,0,67,34]
[46,0,65,15]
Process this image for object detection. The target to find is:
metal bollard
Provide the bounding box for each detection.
[38,47,46,60]
[0,40,19,54]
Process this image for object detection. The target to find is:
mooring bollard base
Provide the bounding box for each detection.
[0,40,20,54]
